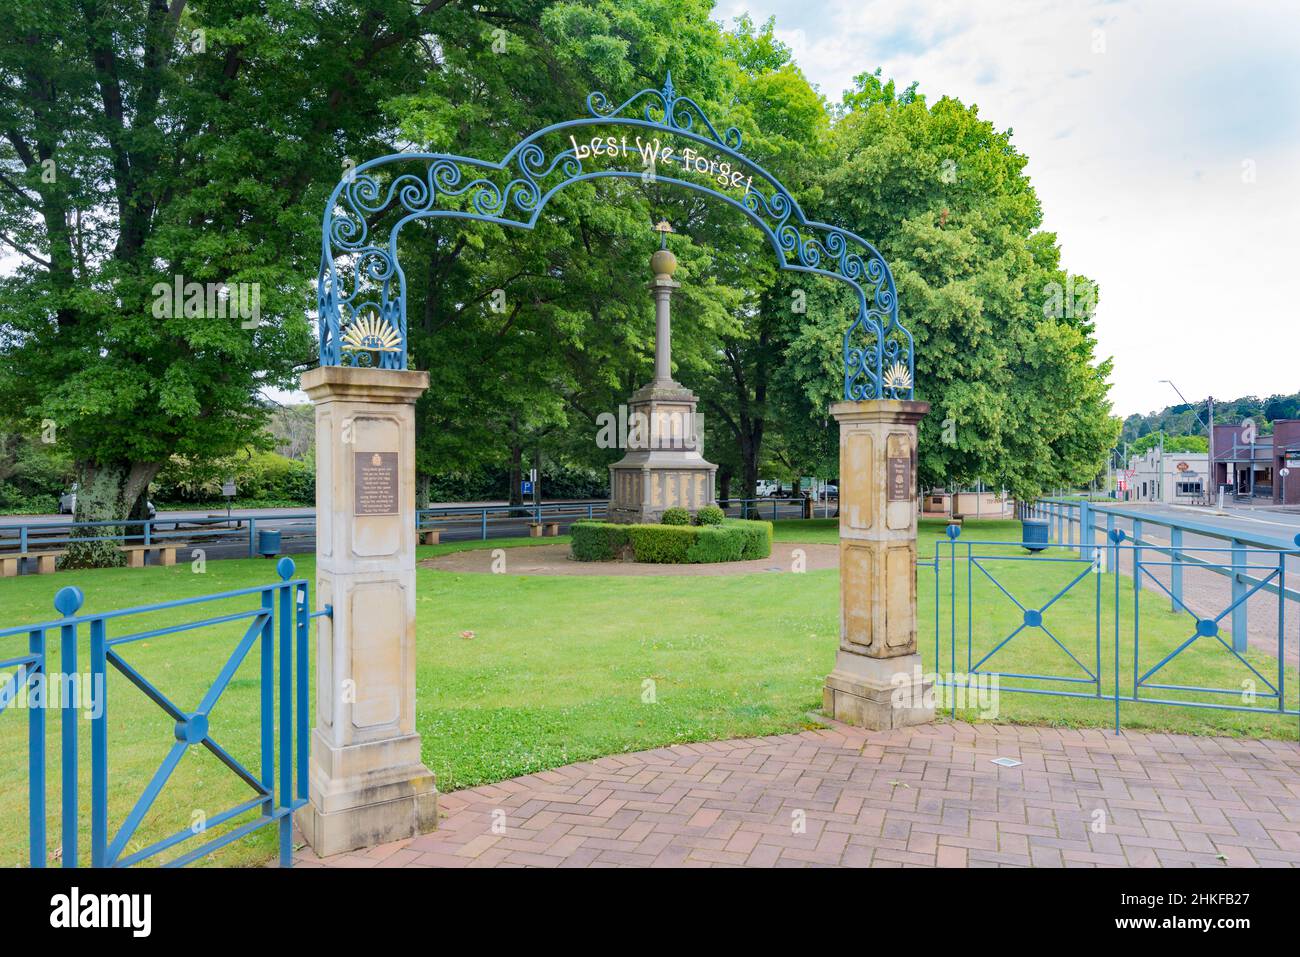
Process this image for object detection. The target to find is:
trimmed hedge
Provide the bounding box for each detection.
[732,518,773,560]
[570,518,772,564]
[660,507,691,526]
[627,523,695,562]
[685,525,744,562]
[570,520,630,561]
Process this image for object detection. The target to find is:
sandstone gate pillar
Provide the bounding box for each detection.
[297,366,438,856]
[823,399,935,730]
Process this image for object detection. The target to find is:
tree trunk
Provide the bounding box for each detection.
[741,445,759,501]
[507,436,527,517]
[718,467,732,507]
[64,460,159,568]
[417,473,431,509]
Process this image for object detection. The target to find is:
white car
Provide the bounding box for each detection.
[59,485,156,519]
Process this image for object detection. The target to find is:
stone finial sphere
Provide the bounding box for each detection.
[651,247,677,278]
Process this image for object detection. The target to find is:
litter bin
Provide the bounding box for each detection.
[1021,518,1049,553]
[257,528,282,557]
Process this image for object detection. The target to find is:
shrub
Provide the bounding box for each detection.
[570,520,630,561]
[568,518,772,564]
[153,448,314,505]
[660,507,690,526]
[694,504,725,526]
[626,523,695,562]
[423,463,609,502]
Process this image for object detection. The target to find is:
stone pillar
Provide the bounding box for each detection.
[823,399,935,730]
[651,272,673,385]
[296,366,438,857]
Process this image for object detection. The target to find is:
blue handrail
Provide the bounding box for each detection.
[1028,497,1300,654]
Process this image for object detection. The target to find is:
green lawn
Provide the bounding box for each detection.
[0,518,1295,867]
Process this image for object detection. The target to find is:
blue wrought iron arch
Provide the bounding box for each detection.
[318,74,914,401]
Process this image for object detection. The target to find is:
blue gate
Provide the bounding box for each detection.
[0,558,322,867]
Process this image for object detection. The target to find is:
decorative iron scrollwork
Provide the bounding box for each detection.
[318,75,914,400]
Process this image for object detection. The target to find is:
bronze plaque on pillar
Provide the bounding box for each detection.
[887,454,911,502]
[354,451,399,515]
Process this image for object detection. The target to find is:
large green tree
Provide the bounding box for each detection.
[0,0,448,563]
[388,0,755,501]
[785,70,1118,498]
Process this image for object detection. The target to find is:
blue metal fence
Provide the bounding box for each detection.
[932,525,1299,734]
[0,558,324,867]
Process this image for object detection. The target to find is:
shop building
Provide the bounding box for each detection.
[1123,448,1209,502]
[1211,420,1300,504]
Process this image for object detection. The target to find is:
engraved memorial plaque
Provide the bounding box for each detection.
[887,454,911,502]
[354,451,399,515]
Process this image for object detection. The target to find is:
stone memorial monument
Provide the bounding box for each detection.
[608,222,718,523]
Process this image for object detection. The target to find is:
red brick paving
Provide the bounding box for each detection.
[295,720,1300,868]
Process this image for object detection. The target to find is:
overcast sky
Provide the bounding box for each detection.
[717,0,1300,417]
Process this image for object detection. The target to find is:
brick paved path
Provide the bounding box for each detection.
[296,720,1300,868]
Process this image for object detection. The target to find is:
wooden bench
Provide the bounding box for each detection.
[528,523,544,538]
[544,522,560,536]
[418,529,441,545]
[0,551,67,576]
[122,543,184,568]
[0,542,187,577]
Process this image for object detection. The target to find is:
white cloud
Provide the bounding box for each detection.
[717,0,1300,416]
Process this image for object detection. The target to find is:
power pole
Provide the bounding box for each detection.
[1207,395,1216,501]
[1159,431,1165,502]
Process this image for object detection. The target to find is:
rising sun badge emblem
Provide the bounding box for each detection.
[341,315,402,353]
[883,361,912,392]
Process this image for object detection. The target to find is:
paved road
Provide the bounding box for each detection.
[4,502,580,526]
[1097,501,1300,549]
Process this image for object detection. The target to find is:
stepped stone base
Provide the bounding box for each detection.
[608,379,716,523]
[823,652,934,730]
[295,731,438,858]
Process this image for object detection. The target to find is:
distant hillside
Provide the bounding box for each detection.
[1121,391,1299,443]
